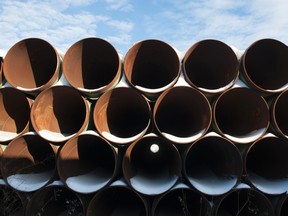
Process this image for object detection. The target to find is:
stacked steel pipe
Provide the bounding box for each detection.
[0,37,288,215]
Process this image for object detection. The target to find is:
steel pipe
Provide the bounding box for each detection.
[3,38,61,94]
[31,85,90,143]
[63,37,122,98]
[245,135,288,195]
[154,86,211,144]
[1,132,57,192]
[93,87,151,145]
[240,38,288,94]
[183,39,239,94]
[0,57,4,87]
[124,39,180,98]
[213,87,269,143]
[122,134,181,195]
[57,131,118,194]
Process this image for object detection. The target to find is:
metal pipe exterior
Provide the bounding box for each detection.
[63,37,122,98]
[30,85,90,143]
[240,38,288,94]
[183,39,239,94]
[3,38,61,94]
[93,87,151,145]
[122,134,181,195]
[213,87,269,144]
[153,86,212,144]
[124,39,180,98]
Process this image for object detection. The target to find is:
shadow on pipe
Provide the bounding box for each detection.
[3,38,61,94]
[93,87,151,145]
[213,87,269,144]
[154,86,211,144]
[245,135,288,195]
[87,180,148,216]
[0,57,4,86]
[183,39,239,94]
[57,131,118,194]
[124,39,180,98]
[63,37,122,98]
[0,87,31,142]
[31,86,90,143]
[1,132,56,192]
[275,194,288,216]
[240,38,288,94]
[184,135,243,195]
[122,134,181,195]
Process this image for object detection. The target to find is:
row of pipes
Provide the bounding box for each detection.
[0,37,288,215]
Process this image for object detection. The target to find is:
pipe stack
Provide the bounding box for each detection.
[0,37,287,215]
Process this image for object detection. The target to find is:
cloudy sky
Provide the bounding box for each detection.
[0,0,288,55]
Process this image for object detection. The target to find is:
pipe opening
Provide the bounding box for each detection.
[31,86,89,142]
[87,185,148,216]
[214,87,269,143]
[242,39,288,93]
[246,137,288,194]
[272,90,288,137]
[123,136,181,195]
[183,39,239,93]
[154,86,211,143]
[58,133,117,193]
[124,39,180,93]
[63,38,121,93]
[94,87,151,144]
[1,133,56,192]
[3,38,60,91]
[0,88,31,142]
[185,136,242,195]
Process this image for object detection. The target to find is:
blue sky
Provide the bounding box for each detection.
[0,0,288,55]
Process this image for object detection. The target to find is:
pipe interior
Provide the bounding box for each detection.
[58,134,116,193]
[63,38,120,90]
[124,40,180,90]
[183,40,238,91]
[0,185,24,216]
[4,38,58,89]
[274,90,288,136]
[123,136,181,195]
[246,137,288,194]
[279,196,288,216]
[243,39,288,91]
[87,186,147,216]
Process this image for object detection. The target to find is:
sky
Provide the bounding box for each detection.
[0,0,288,56]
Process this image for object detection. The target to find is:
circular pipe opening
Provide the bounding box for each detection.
[93,87,151,144]
[26,185,85,215]
[124,39,180,95]
[214,87,269,143]
[87,185,148,216]
[123,136,181,195]
[0,87,31,142]
[183,39,239,93]
[246,136,288,195]
[63,37,121,96]
[241,38,288,93]
[1,133,56,192]
[3,38,61,92]
[57,132,117,193]
[215,188,274,215]
[154,86,211,144]
[31,86,90,142]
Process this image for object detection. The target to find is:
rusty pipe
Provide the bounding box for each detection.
[31,85,90,143]
[154,86,211,144]
[183,39,239,94]
[124,39,180,98]
[93,87,151,145]
[3,38,61,94]
[213,87,269,144]
[57,131,118,194]
[122,134,181,195]
[245,135,288,195]
[0,56,5,87]
[1,132,57,192]
[240,38,288,94]
[63,37,122,98]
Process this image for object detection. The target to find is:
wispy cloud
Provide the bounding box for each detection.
[104,0,133,12]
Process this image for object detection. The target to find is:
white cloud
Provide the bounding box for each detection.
[105,0,133,12]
